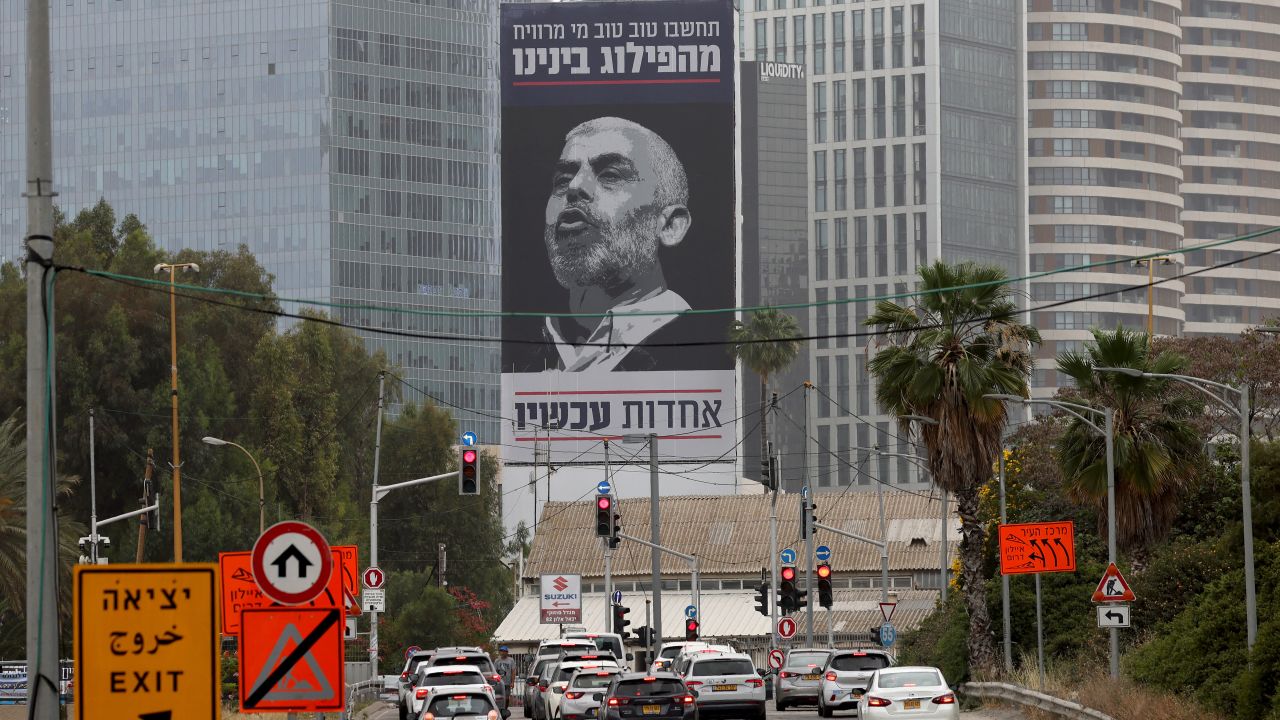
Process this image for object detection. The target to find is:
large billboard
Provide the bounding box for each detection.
[500,0,737,464]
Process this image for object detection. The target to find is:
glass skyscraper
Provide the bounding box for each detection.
[0,0,501,439]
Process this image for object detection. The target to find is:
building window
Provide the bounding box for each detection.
[873,77,886,138]
[815,220,829,281]
[871,8,884,70]
[912,74,925,134]
[914,212,927,268]
[873,146,886,207]
[813,13,826,74]
[892,76,906,136]
[874,216,888,276]
[835,218,849,279]
[1052,22,1087,40]
[853,148,867,210]
[854,218,868,279]
[852,10,865,71]
[794,15,807,64]
[911,4,924,65]
[755,19,768,61]
[813,82,827,142]
[833,11,846,73]
[834,149,847,211]
[775,17,787,62]
[853,78,867,140]
[891,6,904,68]
[833,80,847,141]
[814,150,828,212]
[892,144,906,206]
[894,213,908,273]
[913,143,926,203]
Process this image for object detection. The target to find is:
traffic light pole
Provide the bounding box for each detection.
[811,523,887,564]
[769,447,780,649]
[804,385,815,647]
[603,543,613,634]
[804,495,815,647]
[618,533,700,617]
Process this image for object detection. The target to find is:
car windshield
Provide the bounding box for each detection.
[427,695,494,717]
[438,657,495,674]
[615,679,685,696]
[422,672,486,686]
[555,667,585,683]
[572,673,618,689]
[877,671,942,689]
[577,637,622,659]
[786,652,829,669]
[659,646,685,660]
[690,660,754,677]
[830,655,890,672]
[530,660,553,678]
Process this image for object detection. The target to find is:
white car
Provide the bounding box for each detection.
[558,667,622,720]
[857,667,959,720]
[669,645,737,678]
[563,632,628,663]
[680,651,765,720]
[650,642,710,673]
[411,666,494,719]
[544,660,620,720]
[419,688,502,720]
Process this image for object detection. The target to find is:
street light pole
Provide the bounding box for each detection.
[202,436,265,535]
[155,261,200,561]
[1132,256,1171,339]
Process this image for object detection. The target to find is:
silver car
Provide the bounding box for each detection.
[816,650,893,717]
[773,648,831,710]
[558,667,622,720]
[682,651,766,720]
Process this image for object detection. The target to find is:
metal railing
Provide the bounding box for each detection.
[960,682,1114,720]
[342,677,386,720]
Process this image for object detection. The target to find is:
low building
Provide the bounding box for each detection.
[494,491,957,659]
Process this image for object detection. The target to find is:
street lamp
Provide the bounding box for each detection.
[985,393,1118,679]
[202,436,265,535]
[155,261,200,561]
[1095,366,1257,651]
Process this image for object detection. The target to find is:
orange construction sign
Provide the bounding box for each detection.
[239,607,345,713]
[219,549,343,635]
[1091,562,1137,602]
[999,521,1076,575]
[334,544,362,615]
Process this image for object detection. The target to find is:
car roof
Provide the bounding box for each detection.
[785,648,831,654]
[615,672,683,681]
[875,665,942,674]
[831,649,892,656]
[423,664,484,675]
[436,646,485,653]
[425,685,497,697]
[689,651,752,662]
[569,667,622,677]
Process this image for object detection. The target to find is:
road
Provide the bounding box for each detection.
[358,700,1027,720]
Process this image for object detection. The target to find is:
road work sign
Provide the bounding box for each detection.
[74,564,219,720]
[540,574,582,624]
[252,521,333,605]
[239,607,345,712]
[219,549,344,635]
[999,521,1076,575]
[1091,562,1137,602]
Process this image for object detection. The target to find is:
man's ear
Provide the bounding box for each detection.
[658,205,691,248]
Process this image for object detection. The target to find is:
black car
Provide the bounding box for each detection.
[599,673,698,720]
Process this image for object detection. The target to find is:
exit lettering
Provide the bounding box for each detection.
[110,670,184,693]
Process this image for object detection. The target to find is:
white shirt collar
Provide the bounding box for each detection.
[544,289,691,372]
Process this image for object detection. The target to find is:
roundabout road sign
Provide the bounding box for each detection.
[251,521,333,605]
[777,616,798,640]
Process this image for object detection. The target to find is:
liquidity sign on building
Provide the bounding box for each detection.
[499,0,738,463]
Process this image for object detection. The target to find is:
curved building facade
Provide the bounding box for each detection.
[1180,0,1280,333]
[1026,0,1184,392]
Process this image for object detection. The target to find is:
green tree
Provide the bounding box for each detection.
[727,308,802,482]
[1056,327,1203,553]
[866,260,1040,676]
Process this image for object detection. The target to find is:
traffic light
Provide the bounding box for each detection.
[779,565,798,615]
[816,563,833,608]
[754,582,770,616]
[595,494,612,537]
[800,499,819,539]
[609,507,622,548]
[459,448,480,495]
[612,603,632,637]
[636,626,652,647]
[685,619,699,641]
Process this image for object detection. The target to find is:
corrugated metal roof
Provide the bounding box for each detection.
[524,491,959,579]
[493,589,940,647]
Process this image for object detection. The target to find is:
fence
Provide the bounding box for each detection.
[960,682,1115,720]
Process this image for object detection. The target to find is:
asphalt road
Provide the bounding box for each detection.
[359,701,1027,720]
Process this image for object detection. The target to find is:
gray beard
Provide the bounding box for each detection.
[545,219,658,290]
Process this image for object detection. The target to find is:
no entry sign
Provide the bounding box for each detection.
[251,521,333,605]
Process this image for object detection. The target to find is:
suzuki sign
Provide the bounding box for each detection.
[539,574,582,624]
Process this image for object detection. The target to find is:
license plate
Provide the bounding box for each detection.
[849,691,862,700]
[802,674,820,681]
[642,705,662,715]
[713,684,736,692]
[904,699,921,710]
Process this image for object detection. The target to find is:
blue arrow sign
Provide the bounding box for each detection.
[815,545,832,562]
[597,480,612,495]
[685,605,697,619]
[780,548,797,565]
[461,431,478,446]
[612,590,623,604]
[802,485,810,499]
[880,622,897,648]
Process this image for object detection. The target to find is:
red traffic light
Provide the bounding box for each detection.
[463,449,477,464]
[597,496,612,510]
[686,619,699,631]
[816,564,832,579]
[780,566,796,582]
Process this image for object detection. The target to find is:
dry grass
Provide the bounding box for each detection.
[1001,653,1223,720]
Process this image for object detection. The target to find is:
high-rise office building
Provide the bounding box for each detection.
[0,0,501,437]
[743,0,1025,490]
[1180,0,1280,334]
[1025,0,1185,392]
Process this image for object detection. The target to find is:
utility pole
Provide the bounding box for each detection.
[25,0,59,714]
[368,372,386,677]
[648,434,662,647]
[804,383,815,647]
[940,489,948,603]
[999,445,1012,675]
[769,444,780,650]
[136,449,154,563]
[603,440,613,633]
[89,409,99,564]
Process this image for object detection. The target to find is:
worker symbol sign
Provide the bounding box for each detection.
[239,607,345,712]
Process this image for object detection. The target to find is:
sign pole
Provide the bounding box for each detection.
[999,447,1012,675]
[1035,572,1044,691]
[368,371,386,679]
[648,434,662,647]
[603,441,613,634]
[1104,407,1118,680]
[804,384,815,647]
[769,446,780,649]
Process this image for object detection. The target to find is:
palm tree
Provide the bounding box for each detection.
[866,261,1040,677]
[1056,327,1203,553]
[728,309,803,484]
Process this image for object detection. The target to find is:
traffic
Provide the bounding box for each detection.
[390,639,959,720]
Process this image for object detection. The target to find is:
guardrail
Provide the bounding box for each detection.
[342,677,386,720]
[960,682,1114,720]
